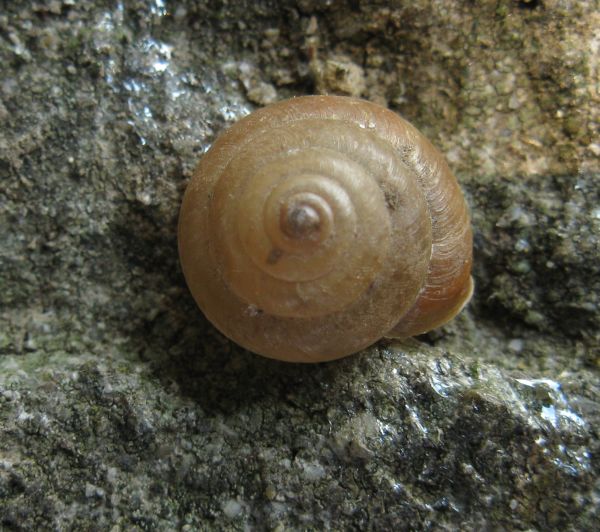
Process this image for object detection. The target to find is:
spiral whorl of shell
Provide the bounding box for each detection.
[178,96,472,362]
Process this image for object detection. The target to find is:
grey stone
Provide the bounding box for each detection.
[1,1,598,530]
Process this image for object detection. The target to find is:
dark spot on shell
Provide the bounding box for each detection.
[267,248,283,264]
[384,190,401,211]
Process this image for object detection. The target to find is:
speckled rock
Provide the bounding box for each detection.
[1,0,598,530]
[1,345,597,530]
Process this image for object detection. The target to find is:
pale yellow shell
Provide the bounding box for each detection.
[178,96,473,362]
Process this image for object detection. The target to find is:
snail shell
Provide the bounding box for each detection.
[178,95,473,363]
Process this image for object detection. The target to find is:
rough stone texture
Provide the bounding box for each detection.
[1,0,598,530]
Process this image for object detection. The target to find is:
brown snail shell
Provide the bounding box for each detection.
[178,95,473,363]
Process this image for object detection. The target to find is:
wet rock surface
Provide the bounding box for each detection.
[1,1,598,530]
[1,345,596,530]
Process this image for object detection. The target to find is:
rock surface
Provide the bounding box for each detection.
[1,1,598,530]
